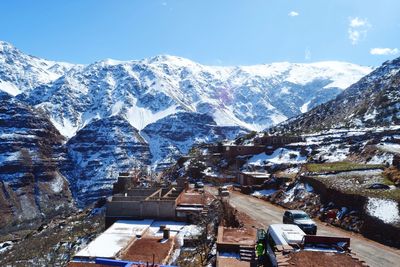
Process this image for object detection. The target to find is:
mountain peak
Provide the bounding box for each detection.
[0,40,19,54]
[146,54,198,66]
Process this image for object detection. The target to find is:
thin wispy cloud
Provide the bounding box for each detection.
[288,11,299,17]
[304,48,311,60]
[348,17,370,45]
[370,47,399,55]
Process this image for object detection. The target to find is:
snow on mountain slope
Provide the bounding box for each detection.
[273,57,400,134]
[0,92,74,233]
[0,41,77,96]
[18,54,372,137]
[142,112,247,169]
[61,115,151,205]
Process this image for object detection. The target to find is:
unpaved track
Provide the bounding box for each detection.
[209,187,400,267]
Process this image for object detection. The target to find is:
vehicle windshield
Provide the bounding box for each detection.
[293,213,310,219]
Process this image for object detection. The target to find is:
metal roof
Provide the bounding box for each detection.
[268,224,305,246]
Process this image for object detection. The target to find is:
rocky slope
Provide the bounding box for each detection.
[61,113,245,205]
[142,112,246,169]
[273,57,400,133]
[0,92,74,234]
[62,116,151,205]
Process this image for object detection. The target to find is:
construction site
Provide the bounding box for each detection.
[68,171,213,267]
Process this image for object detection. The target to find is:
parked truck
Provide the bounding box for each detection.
[257,224,367,266]
[218,186,230,197]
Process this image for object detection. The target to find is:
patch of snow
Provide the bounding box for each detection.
[179,224,202,238]
[300,100,311,113]
[283,183,311,203]
[111,101,124,115]
[0,80,21,96]
[367,153,393,165]
[366,198,400,224]
[376,143,400,154]
[0,241,13,254]
[252,189,277,197]
[0,151,20,162]
[315,144,349,162]
[364,109,377,121]
[304,183,314,192]
[50,117,79,138]
[50,172,65,193]
[248,148,306,166]
[126,104,180,131]
[75,220,153,258]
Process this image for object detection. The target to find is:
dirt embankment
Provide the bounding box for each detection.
[300,176,400,248]
[287,251,366,267]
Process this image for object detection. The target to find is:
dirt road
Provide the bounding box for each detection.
[211,188,400,267]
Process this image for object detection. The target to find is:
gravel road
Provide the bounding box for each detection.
[209,187,400,267]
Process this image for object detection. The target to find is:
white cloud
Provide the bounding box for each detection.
[350,17,367,27]
[304,48,311,60]
[348,30,361,45]
[370,48,399,55]
[348,17,371,45]
[288,11,299,17]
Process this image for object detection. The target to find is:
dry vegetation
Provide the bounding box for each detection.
[0,208,105,267]
[384,166,400,186]
[306,162,384,173]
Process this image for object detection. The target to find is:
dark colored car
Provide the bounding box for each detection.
[195,181,204,188]
[367,183,390,190]
[283,210,317,235]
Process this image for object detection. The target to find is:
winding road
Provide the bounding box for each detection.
[208,187,400,267]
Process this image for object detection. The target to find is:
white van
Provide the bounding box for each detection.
[265,224,305,266]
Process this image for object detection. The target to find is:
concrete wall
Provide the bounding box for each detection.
[127,188,159,197]
[106,199,176,219]
[223,146,266,159]
[254,136,305,146]
[106,201,142,217]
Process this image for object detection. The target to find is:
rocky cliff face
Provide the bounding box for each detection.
[142,112,247,169]
[0,92,74,233]
[62,116,151,205]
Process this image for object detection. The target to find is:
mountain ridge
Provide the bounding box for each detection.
[271,56,400,134]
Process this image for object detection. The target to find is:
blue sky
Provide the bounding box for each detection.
[1,0,399,66]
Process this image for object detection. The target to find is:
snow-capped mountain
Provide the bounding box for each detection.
[17,54,372,137]
[0,40,374,206]
[273,57,400,133]
[0,41,77,96]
